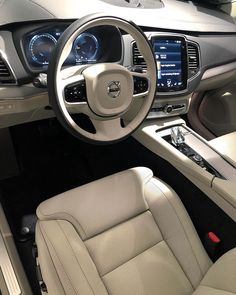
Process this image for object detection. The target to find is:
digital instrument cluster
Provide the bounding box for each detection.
[24,26,100,69]
[21,24,123,72]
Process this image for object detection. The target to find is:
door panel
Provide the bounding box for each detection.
[221,1,236,18]
[198,82,236,137]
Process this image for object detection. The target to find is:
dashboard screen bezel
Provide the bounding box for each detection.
[151,35,188,93]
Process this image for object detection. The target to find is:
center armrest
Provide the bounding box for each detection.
[209,132,236,169]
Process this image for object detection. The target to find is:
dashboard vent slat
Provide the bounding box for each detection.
[0,53,16,84]
[187,43,200,78]
[132,42,147,71]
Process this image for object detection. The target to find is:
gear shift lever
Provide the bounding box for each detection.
[170,126,185,146]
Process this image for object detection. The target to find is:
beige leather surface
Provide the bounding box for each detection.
[212,178,236,209]
[37,167,151,240]
[193,248,236,295]
[85,211,162,276]
[145,178,211,288]
[200,248,236,293]
[37,220,108,295]
[209,132,236,168]
[193,286,236,295]
[36,167,236,295]
[102,241,193,295]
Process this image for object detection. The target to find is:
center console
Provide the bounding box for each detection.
[158,125,236,180]
[133,117,236,223]
[131,30,236,228]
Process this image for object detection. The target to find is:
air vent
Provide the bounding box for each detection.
[132,42,147,71]
[0,53,16,84]
[187,42,199,78]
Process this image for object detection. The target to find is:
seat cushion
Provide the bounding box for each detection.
[193,248,236,295]
[35,167,236,295]
[193,286,236,295]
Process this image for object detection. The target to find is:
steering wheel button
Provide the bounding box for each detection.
[133,76,149,94]
[65,81,87,103]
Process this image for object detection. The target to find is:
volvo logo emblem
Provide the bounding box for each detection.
[107,81,121,98]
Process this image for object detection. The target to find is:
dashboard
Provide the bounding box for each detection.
[20,25,194,95]
[0,0,236,128]
[13,23,201,97]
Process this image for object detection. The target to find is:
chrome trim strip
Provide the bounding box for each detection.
[0,233,21,295]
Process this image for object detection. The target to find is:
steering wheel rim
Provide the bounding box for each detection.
[48,14,157,144]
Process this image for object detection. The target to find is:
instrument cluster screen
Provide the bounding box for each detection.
[152,36,187,92]
[24,27,100,69]
[21,24,122,72]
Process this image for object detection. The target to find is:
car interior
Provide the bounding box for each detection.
[0,0,236,294]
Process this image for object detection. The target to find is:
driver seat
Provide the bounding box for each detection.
[36,167,236,295]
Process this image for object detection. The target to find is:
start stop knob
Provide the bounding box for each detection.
[164,104,173,114]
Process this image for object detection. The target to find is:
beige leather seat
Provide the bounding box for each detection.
[36,167,236,295]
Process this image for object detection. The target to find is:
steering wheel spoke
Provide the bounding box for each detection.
[91,117,126,140]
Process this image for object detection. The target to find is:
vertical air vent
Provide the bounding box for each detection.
[0,53,16,84]
[187,42,199,78]
[132,42,147,71]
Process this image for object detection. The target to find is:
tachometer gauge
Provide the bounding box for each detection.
[29,33,57,65]
[73,33,99,63]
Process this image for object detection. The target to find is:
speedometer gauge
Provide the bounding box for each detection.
[29,33,57,65]
[73,33,99,63]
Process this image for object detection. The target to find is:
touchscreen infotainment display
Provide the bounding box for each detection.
[152,36,187,92]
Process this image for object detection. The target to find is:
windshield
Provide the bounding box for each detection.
[190,0,234,4]
[100,0,164,8]
[101,0,234,7]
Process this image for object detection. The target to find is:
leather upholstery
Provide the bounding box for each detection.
[37,167,151,240]
[209,132,236,168]
[36,167,236,294]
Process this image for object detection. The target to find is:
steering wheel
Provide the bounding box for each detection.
[47,14,157,144]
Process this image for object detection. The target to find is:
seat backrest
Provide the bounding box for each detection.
[36,167,212,295]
